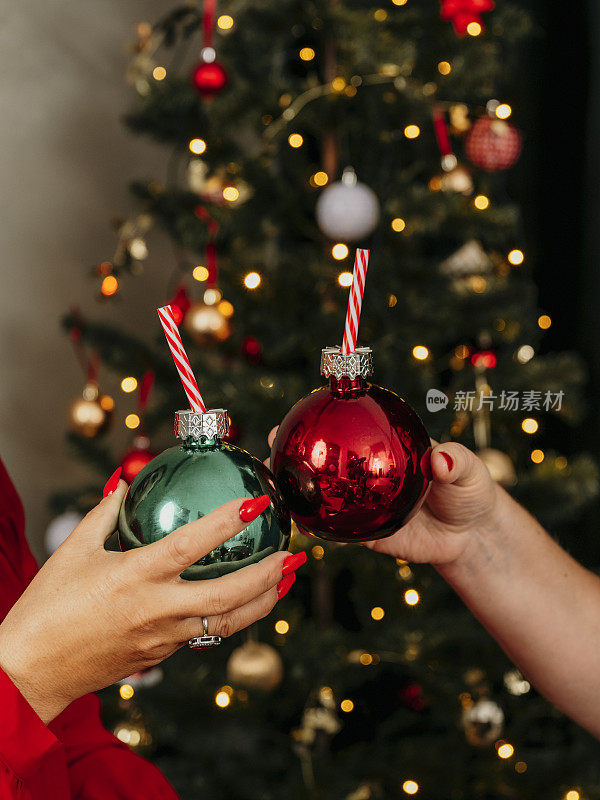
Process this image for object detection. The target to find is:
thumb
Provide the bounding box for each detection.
[430,442,489,488]
[69,480,129,548]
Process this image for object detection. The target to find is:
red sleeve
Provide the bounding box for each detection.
[0,668,70,800]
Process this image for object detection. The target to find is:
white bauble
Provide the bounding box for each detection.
[45,510,84,555]
[316,167,379,241]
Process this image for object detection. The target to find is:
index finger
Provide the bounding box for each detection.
[134,496,270,579]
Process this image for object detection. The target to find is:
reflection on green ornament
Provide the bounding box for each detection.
[118,410,290,579]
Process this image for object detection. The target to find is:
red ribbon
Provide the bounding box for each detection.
[69,310,100,383]
[138,371,154,415]
[432,106,452,157]
[202,0,217,49]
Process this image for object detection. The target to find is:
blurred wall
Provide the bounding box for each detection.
[0,0,166,561]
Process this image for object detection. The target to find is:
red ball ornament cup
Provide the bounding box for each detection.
[465,117,522,172]
[270,347,432,543]
[191,60,228,98]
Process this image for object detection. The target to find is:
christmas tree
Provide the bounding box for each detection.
[52,1,600,797]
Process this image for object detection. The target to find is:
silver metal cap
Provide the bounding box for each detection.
[174,409,229,441]
[320,346,374,380]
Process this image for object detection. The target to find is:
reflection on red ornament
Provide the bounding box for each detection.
[465,117,521,172]
[191,61,228,98]
[223,421,241,444]
[471,350,497,369]
[121,438,156,483]
[242,336,262,364]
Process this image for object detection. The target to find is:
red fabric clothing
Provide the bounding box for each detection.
[0,459,178,800]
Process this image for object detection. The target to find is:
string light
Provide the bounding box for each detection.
[338,271,353,287]
[288,133,304,148]
[217,14,234,29]
[531,449,545,464]
[374,8,388,20]
[340,699,354,712]
[215,690,231,708]
[412,345,429,361]
[223,186,239,202]
[391,217,406,232]
[125,413,140,430]
[521,418,539,434]
[312,545,325,559]
[566,792,580,800]
[496,742,514,759]
[332,243,349,260]
[392,0,408,4]
[538,314,552,329]
[508,249,524,265]
[404,124,420,139]
[388,294,398,307]
[517,345,534,364]
[467,21,482,36]
[101,275,118,296]
[404,589,420,605]
[204,288,221,305]
[371,606,385,620]
[189,138,207,154]
[311,171,329,186]
[100,395,114,411]
[153,66,167,80]
[402,780,419,795]
[244,272,261,289]
[555,456,568,470]
[193,265,209,282]
[474,194,490,210]
[121,377,138,393]
[495,103,512,119]
[331,77,346,92]
[299,47,315,61]
[275,619,290,634]
[438,61,451,75]
[218,300,234,317]
[515,761,527,773]
[119,684,134,700]
[359,652,374,665]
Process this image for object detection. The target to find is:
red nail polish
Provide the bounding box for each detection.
[239,494,271,522]
[103,467,122,497]
[282,551,307,577]
[440,451,454,471]
[277,572,296,599]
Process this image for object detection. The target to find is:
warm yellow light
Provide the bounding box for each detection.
[193,265,210,282]
[332,243,349,260]
[404,124,420,139]
[100,395,114,411]
[402,780,419,795]
[312,545,325,559]
[312,171,329,186]
[217,14,234,29]
[359,652,374,665]
[332,77,346,92]
[388,294,398,307]
[392,0,408,4]
[438,61,452,75]
[474,194,490,210]
[244,272,261,289]
[215,691,231,708]
[189,138,207,155]
[371,606,385,621]
[517,344,534,364]
[218,300,234,318]
[497,743,514,759]
[223,186,239,202]
[125,413,140,430]
[121,377,138,393]
[412,345,429,361]
[288,133,304,148]
[531,449,545,464]
[338,271,354,287]
[522,418,539,434]
[467,21,482,36]
[299,47,315,61]
[119,684,134,700]
[101,275,118,296]
[515,761,527,773]
[566,791,580,800]
[203,288,222,305]
[556,456,568,470]
[374,8,388,20]
[275,619,290,635]
[508,249,524,265]
[340,698,354,712]
[153,66,167,81]
[391,217,406,232]
[538,314,552,329]
[496,103,512,119]
[404,589,420,606]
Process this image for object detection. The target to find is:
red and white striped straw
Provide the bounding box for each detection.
[341,248,370,355]
[157,305,207,412]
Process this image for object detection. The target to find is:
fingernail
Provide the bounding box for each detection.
[440,451,454,471]
[277,572,296,599]
[103,467,122,497]
[239,494,271,522]
[282,550,307,577]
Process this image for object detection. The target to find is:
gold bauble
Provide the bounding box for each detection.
[477,448,517,487]
[226,640,283,691]
[184,301,231,345]
[69,383,107,438]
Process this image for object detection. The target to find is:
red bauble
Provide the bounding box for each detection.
[242,336,262,364]
[271,363,431,543]
[465,117,522,172]
[191,61,228,98]
[121,440,157,484]
[440,0,494,36]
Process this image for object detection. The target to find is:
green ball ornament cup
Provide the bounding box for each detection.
[118,409,291,580]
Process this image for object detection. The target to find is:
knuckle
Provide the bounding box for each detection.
[206,584,229,615]
[213,614,235,639]
[166,532,192,569]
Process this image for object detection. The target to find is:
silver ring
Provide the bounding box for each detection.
[188,616,222,649]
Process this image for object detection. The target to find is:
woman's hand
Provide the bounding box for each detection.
[0,481,297,724]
